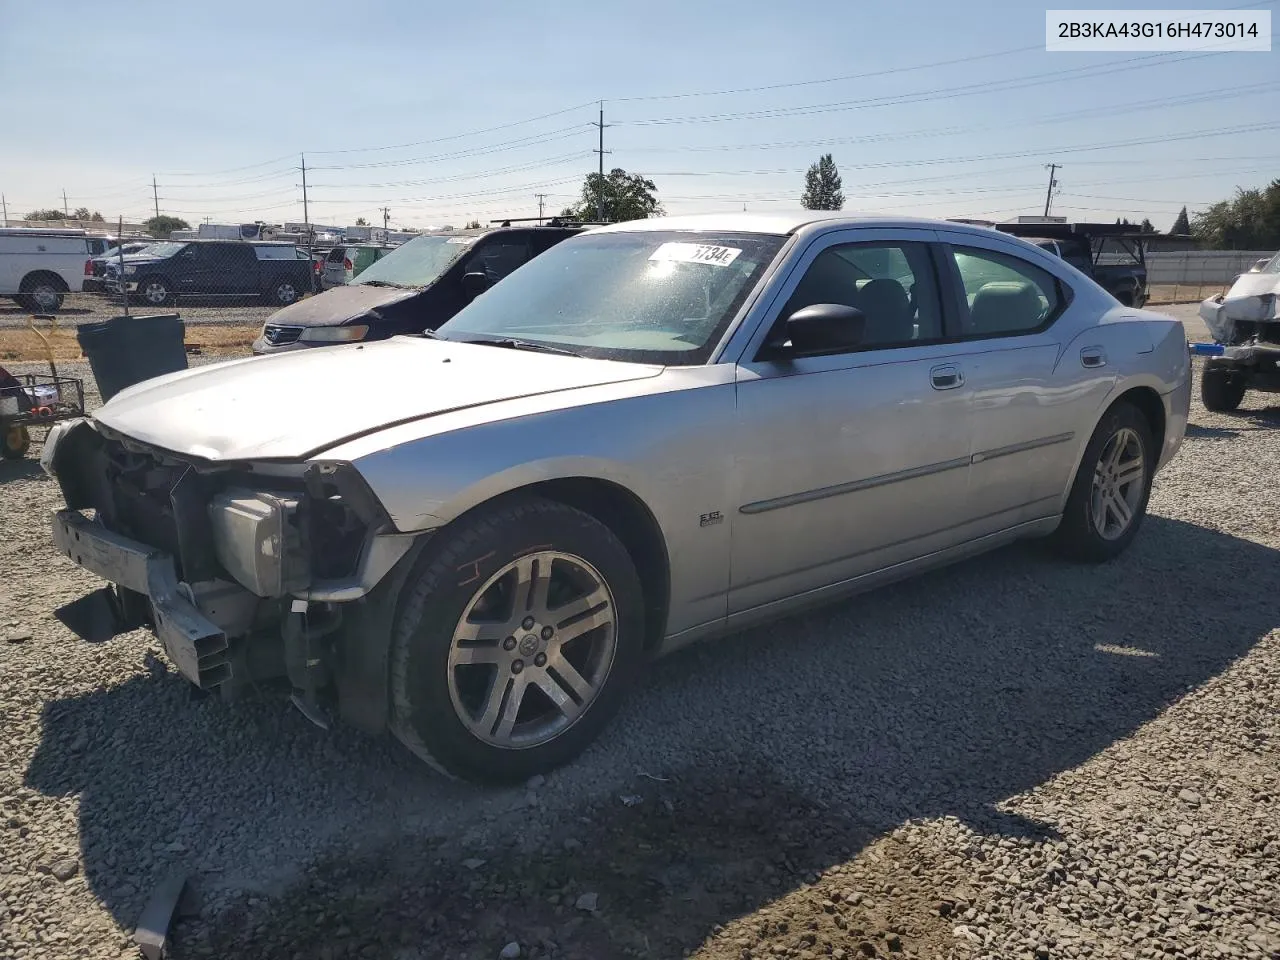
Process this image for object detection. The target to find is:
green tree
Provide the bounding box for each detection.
[1169,206,1190,235]
[1191,180,1280,249]
[464,219,482,229]
[355,217,368,226]
[563,168,662,223]
[143,215,191,239]
[23,209,66,221]
[800,154,844,211]
[70,207,104,222]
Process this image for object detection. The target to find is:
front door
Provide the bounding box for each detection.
[728,231,976,616]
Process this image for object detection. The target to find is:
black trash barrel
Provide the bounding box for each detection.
[76,314,188,403]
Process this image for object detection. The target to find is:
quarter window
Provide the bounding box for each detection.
[777,240,943,349]
[948,245,1064,337]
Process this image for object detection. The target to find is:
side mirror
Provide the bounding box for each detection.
[462,271,490,298]
[774,303,866,357]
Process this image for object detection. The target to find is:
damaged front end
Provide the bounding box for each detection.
[1197,271,1280,395]
[42,418,423,730]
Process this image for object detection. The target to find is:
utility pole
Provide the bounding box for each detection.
[1,194,7,226]
[300,153,310,243]
[535,193,546,224]
[381,206,390,232]
[152,174,159,218]
[1043,163,1061,218]
[62,189,69,217]
[593,101,611,222]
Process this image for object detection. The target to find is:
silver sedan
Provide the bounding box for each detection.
[44,212,1191,783]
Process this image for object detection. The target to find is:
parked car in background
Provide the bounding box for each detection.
[321,244,396,289]
[252,223,583,353]
[0,226,90,311]
[84,240,157,293]
[104,240,315,307]
[1197,249,1280,411]
[45,212,1190,783]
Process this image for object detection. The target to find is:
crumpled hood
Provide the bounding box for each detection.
[1200,271,1279,342]
[265,283,418,327]
[92,337,662,461]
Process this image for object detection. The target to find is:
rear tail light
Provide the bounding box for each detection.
[343,258,353,272]
[84,259,93,276]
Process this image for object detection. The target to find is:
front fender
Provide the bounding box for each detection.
[340,379,740,638]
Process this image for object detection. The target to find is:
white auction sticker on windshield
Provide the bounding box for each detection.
[649,242,742,267]
[446,237,475,244]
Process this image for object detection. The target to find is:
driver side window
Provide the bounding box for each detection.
[774,240,944,350]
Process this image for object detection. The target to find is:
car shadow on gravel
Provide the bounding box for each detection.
[23,514,1280,959]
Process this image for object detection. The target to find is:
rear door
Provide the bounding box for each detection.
[932,231,1114,532]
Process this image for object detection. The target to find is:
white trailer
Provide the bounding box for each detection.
[0,227,90,311]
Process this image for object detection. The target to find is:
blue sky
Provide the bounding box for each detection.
[2,0,1276,230]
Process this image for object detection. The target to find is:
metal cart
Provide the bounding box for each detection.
[0,316,86,460]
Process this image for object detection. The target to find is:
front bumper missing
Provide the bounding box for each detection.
[52,509,230,688]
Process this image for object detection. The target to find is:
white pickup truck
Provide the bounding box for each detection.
[0,227,92,311]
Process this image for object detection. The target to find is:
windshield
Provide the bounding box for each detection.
[138,241,186,258]
[1261,250,1280,275]
[352,234,476,288]
[434,230,786,365]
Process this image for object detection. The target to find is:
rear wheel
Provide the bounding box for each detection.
[265,280,300,306]
[1200,365,1246,412]
[1054,401,1154,562]
[2,426,30,460]
[18,276,65,312]
[389,495,645,783]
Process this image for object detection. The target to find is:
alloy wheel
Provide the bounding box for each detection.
[447,550,617,749]
[1090,426,1146,540]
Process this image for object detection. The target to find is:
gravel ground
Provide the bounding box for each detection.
[0,294,276,329]
[1,330,1275,960]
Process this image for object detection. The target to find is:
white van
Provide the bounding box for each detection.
[0,227,91,311]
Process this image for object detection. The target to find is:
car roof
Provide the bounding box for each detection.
[582,211,1009,238]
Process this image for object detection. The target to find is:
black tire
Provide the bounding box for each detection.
[389,495,646,783]
[1053,401,1155,563]
[1200,365,1246,413]
[263,280,301,306]
[2,426,30,460]
[136,276,174,307]
[18,275,66,313]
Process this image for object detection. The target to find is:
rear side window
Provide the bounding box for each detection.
[947,245,1064,338]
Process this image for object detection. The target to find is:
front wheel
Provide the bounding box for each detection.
[1053,401,1154,563]
[389,496,645,783]
[1200,365,1246,412]
[136,276,173,307]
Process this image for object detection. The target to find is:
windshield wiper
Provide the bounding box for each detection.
[456,337,579,357]
[356,279,405,288]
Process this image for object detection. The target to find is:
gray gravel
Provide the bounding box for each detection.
[0,347,1275,959]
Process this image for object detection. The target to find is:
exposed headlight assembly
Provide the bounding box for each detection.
[208,490,309,597]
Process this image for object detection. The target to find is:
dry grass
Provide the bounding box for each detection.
[0,323,259,363]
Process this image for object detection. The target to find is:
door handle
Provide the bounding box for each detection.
[1080,347,1107,368]
[930,364,964,390]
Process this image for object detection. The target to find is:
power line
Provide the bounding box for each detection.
[611,44,1044,103]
